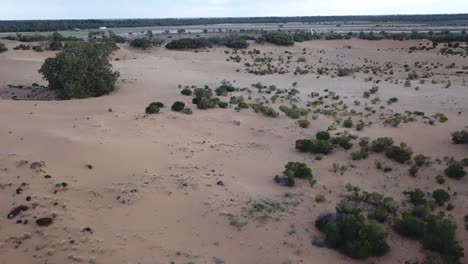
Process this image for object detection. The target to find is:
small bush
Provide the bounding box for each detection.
[238,102,249,109]
[316,211,390,259]
[409,164,419,177]
[0,43,8,53]
[316,131,331,140]
[370,137,394,153]
[432,189,450,206]
[218,101,228,108]
[444,162,467,179]
[297,120,310,128]
[351,150,369,160]
[283,162,312,179]
[394,214,426,239]
[296,139,333,155]
[343,118,353,128]
[385,144,413,163]
[171,101,185,112]
[451,130,468,144]
[181,88,192,96]
[414,154,429,167]
[145,103,160,114]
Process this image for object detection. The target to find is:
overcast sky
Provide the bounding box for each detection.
[1,0,468,20]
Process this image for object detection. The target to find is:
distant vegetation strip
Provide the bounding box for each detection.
[1,14,468,33]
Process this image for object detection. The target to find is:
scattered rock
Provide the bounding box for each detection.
[7,205,29,219]
[36,217,53,227]
[30,161,45,170]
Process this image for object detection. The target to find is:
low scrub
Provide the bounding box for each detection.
[451,130,468,144]
[385,143,413,163]
[315,204,390,259]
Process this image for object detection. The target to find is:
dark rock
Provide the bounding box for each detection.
[216,181,224,186]
[44,175,52,179]
[7,205,29,219]
[36,217,53,226]
[16,188,23,194]
[30,161,45,170]
[26,196,31,201]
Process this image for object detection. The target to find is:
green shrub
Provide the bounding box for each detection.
[370,137,394,153]
[404,189,427,206]
[394,214,426,239]
[279,105,308,119]
[166,38,212,49]
[332,134,353,150]
[385,144,413,163]
[351,150,369,160]
[316,131,331,140]
[250,104,279,117]
[218,101,228,108]
[154,102,164,108]
[130,38,162,49]
[283,162,312,179]
[414,154,429,167]
[296,139,333,155]
[432,189,450,206]
[263,32,295,46]
[409,164,419,177]
[422,214,464,264]
[38,42,119,99]
[171,101,185,112]
[316,211,390,259]
[444,162,467,179]
[145,103,160,114]
[451,130,468,144]
[343,118,354,128]
[238,102,249,109]
[297,120,310,128]
[0,43,8,53]
[181,88,192,96]
[370,206,389,223]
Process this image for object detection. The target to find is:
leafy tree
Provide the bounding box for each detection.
[38,42,119,99]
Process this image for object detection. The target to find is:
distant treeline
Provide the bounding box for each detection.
[1,14,468,33]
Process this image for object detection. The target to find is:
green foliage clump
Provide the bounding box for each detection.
[238,102,249,109]
[385,143,413,163]
[315,206,390,259]
[444,162,467,179]
[0,43,7,53]
[250,104,279,117]
[218,101,228,108]
[297,120,310,128]
[274,162,315,187]
[145,102,160,114]
[262,32,295,46]
[181,88,192,96]
[404,189,427,206]
[395,213,464,264]
[451,130,468,144]
[343,118,354,128]
[409,164,419,177]
[432,189,450,206]
[171,101,185,112]
[279,105,308,119]
[296,139,333,155]
[370,137,394,153]
[38,42,119,99]
[166,38,212,49]
[130,38,163,49]
[316,131,331,141]
[414,154,429,167]
[351,150,369,160]
[331,134,354,150]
